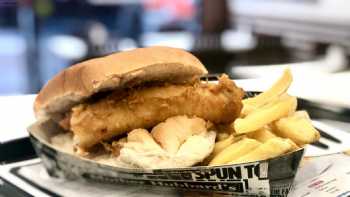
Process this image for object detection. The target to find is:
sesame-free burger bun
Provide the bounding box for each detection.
[34,46,208,119]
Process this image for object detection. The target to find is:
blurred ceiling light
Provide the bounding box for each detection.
[48,35,87,60]
[221,30,256,52]
[88,22,108,46]
[117,38,137,51]
[140,32,194,50]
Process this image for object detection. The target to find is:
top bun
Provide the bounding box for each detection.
[34,46,208,119]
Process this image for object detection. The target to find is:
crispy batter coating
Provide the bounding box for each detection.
[70,75,243,149]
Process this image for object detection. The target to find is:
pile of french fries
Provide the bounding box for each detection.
[208,69,320,166]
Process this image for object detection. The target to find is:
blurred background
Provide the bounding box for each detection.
[1,0,350,95]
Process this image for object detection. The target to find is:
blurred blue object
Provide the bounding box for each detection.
[0,30,28,95]
[38,34,87,84]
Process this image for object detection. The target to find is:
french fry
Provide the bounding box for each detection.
[242,69,293,115]
[234,95,297,134]
[232,134,246,144]
[209,138,261,166]
[228,138,293,164]
[212,135,235,156]
[204,69,316,167]
[247,127,277,143]
[241,104,256,116]
[286,138,300,151]
[202,135,235,165]
[206,134,247,164]
[273,111,320,145]
[292,110,311,119]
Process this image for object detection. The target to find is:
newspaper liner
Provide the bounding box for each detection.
[27,118,304,196]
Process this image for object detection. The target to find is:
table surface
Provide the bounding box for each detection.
[0,95,35,143]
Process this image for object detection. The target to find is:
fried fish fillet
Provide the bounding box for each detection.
[70,75,243,149]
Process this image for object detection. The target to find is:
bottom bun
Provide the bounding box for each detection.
[51,115,217,169]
